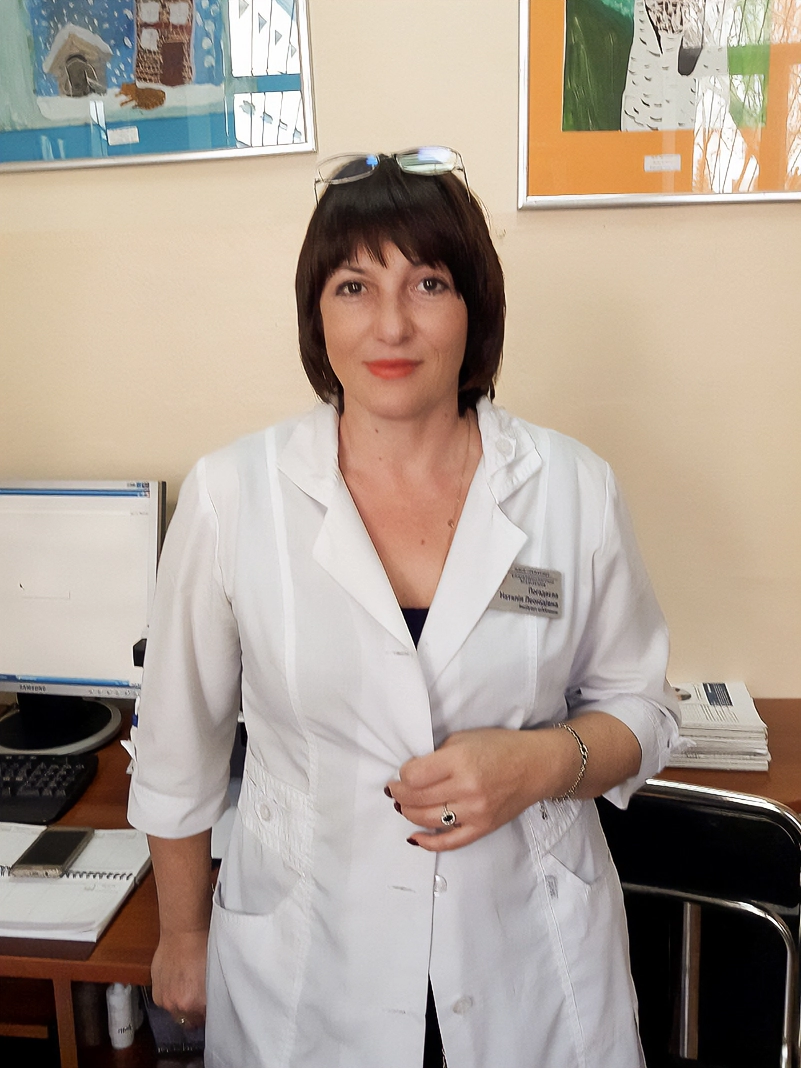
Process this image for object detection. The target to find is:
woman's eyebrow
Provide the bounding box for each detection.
[331,262,368,274]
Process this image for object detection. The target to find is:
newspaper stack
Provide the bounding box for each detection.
[668,681,770,771]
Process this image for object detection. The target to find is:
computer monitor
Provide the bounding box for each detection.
[0,481,165,755]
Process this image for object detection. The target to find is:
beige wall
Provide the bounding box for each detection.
[1,1,799,695]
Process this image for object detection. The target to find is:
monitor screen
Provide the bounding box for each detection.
[0,481,165,753]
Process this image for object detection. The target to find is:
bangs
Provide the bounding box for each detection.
[329,226,452,276]
[311,167,473,288]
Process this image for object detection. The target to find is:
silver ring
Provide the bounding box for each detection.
[441,804,457,827]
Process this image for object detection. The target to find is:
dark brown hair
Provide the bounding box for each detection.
[295,156,505,412]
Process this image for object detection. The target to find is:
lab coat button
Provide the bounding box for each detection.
[258,801,273,821]
[497,438,513,457]
[452,996,474,1015]
[433,874,447,895]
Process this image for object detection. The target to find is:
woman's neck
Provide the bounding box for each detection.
[337,404,471,484]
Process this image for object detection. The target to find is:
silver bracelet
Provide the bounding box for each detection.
[551,722,589,802]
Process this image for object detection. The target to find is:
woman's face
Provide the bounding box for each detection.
[319,243,468,422]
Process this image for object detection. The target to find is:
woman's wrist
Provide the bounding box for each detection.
[518,724,588,806]
[549,722,589,801]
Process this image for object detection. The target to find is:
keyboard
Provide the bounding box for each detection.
[0,752,99,824]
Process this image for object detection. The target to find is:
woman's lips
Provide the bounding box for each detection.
[366,359,420,379]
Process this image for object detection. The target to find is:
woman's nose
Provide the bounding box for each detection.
[375,291,412,343]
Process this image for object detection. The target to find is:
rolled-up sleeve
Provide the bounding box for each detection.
[568,465,679,807]
[127,459,242,838]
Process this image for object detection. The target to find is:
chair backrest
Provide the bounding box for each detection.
[597,779,801,1068]
[599,779,801,935]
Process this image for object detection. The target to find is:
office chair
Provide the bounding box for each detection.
[597,779,801,1068]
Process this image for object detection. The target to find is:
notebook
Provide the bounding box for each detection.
[0,823,150,946]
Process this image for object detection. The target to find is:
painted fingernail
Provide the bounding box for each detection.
[384,786,393,798]
[394,801,402,814]
[406,837,420,847]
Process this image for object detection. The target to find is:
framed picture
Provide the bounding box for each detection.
[519,0,801,207]
[0,0,314,172]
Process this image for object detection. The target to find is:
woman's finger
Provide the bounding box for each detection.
[397,747,456,791]
[397,801,468,832]
[387,779,459,811]
[172,1012,205,1030]
[405,822,480,852]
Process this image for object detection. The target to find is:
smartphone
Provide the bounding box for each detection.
[10,827,94,878]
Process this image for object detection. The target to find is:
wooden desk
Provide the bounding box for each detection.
[0,718,159,1068]
[656,698,801,812]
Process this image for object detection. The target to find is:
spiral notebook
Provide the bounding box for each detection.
[0,823,150,947]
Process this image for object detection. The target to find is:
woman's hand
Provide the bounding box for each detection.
[387,727,568,851]
[386,715,641,851]
[151,929,208,1029]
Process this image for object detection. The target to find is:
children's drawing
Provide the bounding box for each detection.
[0,0,313,169]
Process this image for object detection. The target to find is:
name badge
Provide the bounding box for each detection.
[489,566,562,619]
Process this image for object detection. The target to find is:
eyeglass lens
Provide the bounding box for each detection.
[395,147,460,174]
[317,154,379,184]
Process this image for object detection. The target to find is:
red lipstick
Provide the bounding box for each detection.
[366,360,419,379]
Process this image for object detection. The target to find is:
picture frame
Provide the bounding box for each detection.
[0,0,315,173]
[519,0,801,207]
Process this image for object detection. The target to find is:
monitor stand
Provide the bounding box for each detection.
[0,694,121,756]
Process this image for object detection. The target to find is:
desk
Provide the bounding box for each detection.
[0,699,798,1067]
[0,716,158,1068]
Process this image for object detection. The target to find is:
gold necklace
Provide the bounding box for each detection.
[447,414,473,531]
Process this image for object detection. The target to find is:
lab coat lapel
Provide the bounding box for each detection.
[313,479,412,649]
[416,472,527,686]
[277,404,412,650]
[417,400,545,686]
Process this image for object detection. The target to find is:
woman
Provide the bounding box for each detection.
[128,147,679,1068]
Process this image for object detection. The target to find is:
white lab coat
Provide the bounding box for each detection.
[128,398,679,1068]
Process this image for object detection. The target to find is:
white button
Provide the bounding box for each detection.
[497,438,513,457]
[452,996,474,1015]
[433,874,447,896]
[258,802,273,821]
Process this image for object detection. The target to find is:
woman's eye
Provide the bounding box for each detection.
[418,276,449,294]
[336,280,364,296]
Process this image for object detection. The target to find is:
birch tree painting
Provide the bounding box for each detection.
[621,0,730,130]
[559,0,801,194]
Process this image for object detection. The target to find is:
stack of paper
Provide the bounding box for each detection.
[668,681,770,771]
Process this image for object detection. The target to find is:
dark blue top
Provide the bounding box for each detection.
[401,607,429,648]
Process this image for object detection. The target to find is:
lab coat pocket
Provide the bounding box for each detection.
[222,809,301,916]
[206,879,307,1068]
[544,801,612,889]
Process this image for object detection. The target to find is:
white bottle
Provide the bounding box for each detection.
[106,982,135,1049]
